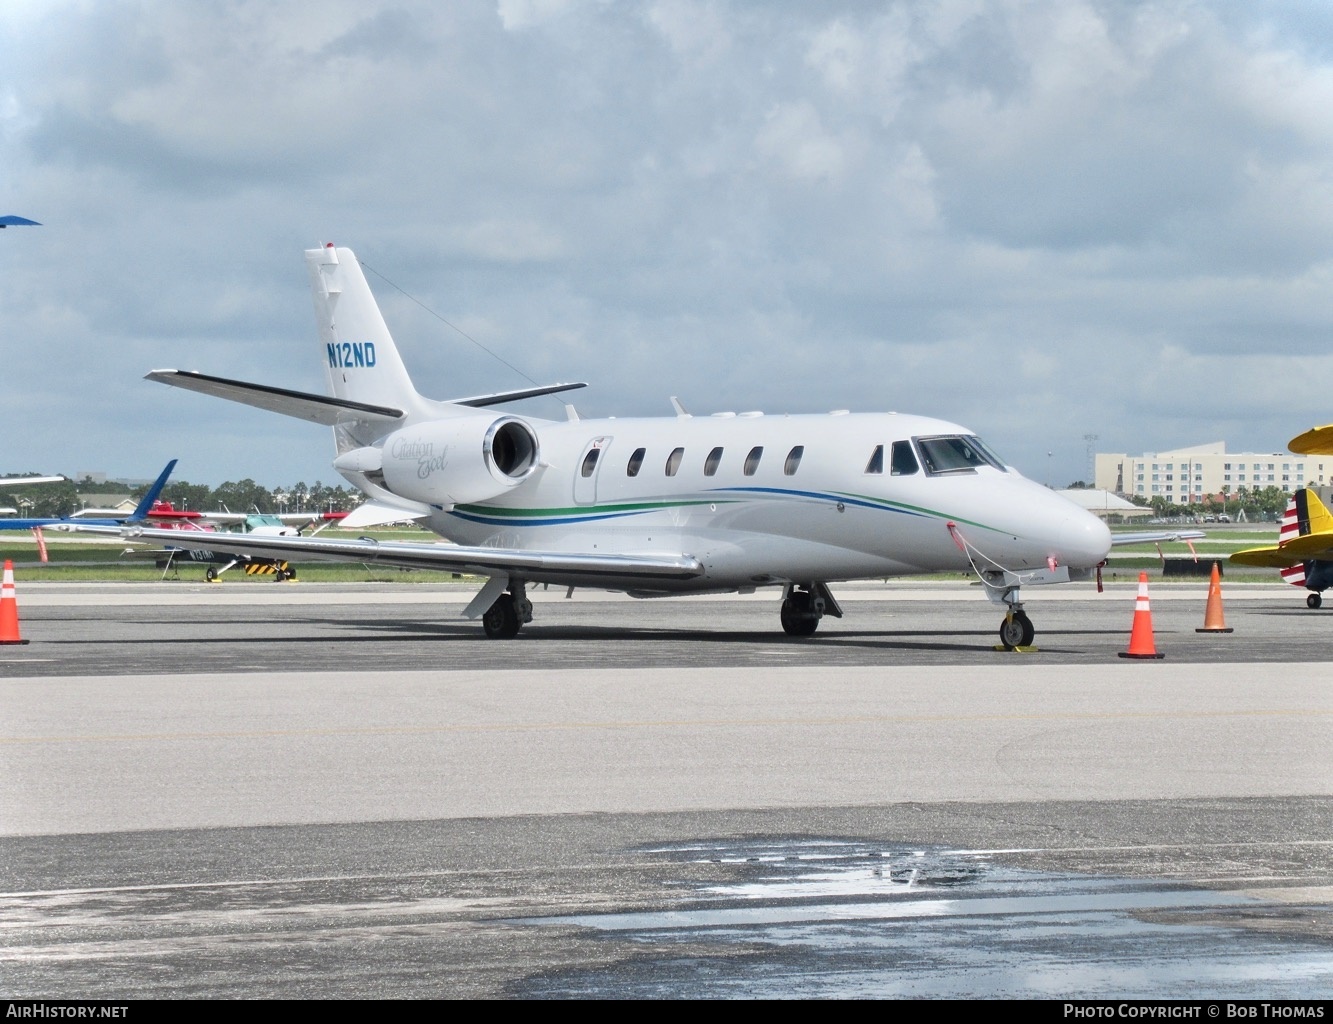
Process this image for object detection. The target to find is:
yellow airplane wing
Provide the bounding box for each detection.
[1288,424,1333,455]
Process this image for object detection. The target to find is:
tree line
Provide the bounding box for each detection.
[1132,485,1298,522]
[0,475,362,519]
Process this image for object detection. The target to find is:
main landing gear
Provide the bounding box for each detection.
[1308,592,1323,609]
[779,583,844,637]
[482,580,534,639]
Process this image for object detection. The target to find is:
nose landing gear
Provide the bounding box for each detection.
[981,569,1053,651]
[999,609,1035,650]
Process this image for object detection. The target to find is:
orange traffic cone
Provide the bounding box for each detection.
[0,560,29,646]
[1118,571,1164,659]
[1196,561,1233,633]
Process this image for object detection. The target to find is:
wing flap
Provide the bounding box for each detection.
[99,525,704,582]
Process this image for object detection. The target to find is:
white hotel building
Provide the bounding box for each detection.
[1094,442,1330,504]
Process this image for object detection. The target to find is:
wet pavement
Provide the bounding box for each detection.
[520,839,1333,998]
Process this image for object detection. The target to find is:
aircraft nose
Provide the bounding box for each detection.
[1057,510,1112,568]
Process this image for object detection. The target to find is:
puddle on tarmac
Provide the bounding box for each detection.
[514,839,1333,998]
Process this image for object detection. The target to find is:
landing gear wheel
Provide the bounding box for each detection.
[999,611,1035,650]
[205,567,218,582]
[1309,592,1323,609]
[482,594,521,639]
[780,594,820,637]
[273,569,287,582]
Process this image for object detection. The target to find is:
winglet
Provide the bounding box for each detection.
[129,460,178,521]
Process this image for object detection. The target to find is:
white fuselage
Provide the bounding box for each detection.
[367,408,1112,594]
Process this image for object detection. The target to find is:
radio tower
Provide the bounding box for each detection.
[1083,434,1099,486]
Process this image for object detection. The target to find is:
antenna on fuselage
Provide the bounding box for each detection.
[670,397,691,418]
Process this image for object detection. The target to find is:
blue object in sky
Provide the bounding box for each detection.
[0,215,41,227]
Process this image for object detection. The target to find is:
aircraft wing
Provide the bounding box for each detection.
[146,370,404,426]
[1288,425,1333,456]
[86,524,705,582]
[0,476,64,487]
[1109,529,1206,546]
[157,510,248,524]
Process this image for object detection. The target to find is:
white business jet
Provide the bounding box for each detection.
[127,244,1142,647]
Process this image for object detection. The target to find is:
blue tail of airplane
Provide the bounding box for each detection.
[128,460,177,521]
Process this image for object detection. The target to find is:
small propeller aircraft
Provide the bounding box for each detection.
[1230,487,1333,608]
[1229,422,1333,607]
[104,244,1196,646]
[114,506,348,582]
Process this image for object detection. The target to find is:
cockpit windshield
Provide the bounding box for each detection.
[913,435,1007,475]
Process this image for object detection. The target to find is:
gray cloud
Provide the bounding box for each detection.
[2,0,1332,488]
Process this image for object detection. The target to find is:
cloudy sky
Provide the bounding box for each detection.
[3,0,1333,489]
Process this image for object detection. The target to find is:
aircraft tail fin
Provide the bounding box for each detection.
[1296,487,1333,537]
[306,245,428,417]
[1279,488,1333,587]
[129,460,177,521]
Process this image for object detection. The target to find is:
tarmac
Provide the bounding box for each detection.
[1,577,1331,998]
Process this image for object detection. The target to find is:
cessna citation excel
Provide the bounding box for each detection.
[128,243,1123,647]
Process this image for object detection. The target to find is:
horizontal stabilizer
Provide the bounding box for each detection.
[1232,544,1310,568]
[146,370,404,425]
[448,383,587,408]
[1233,531,1333,566]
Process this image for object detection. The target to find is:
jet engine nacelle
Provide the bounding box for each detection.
[376,415,541,506]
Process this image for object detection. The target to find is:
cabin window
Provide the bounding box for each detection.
[743,446,763,476]
[665,447,684,477]
[784,446,804,476]
[581,448,601,478]
[890,440,918,476]
[914,435,1006,476]
[626,448,645,477]
[865,445,884,474]
[704,447,724,477]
